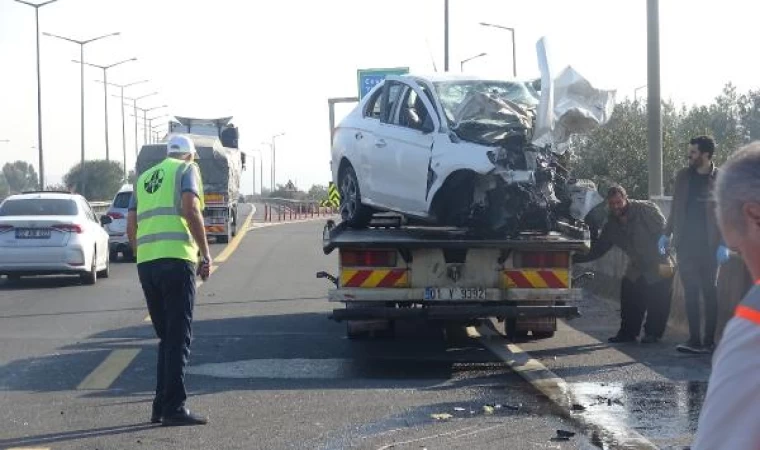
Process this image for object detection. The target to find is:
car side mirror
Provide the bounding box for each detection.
[100,215,113,226]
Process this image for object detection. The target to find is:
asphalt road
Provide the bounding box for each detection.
[0,206,709,449]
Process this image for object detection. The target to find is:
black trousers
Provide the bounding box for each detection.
[137,258,196,416]
[678,250,718,345]
[619,276,673,339]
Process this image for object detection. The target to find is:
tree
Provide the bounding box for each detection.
[63,160,125,201]
[0,173,9,200]
[2,161,39,193]
[45,183,70,192]
[307,184,328,201]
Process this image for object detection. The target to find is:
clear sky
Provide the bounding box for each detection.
[1,0,757,195]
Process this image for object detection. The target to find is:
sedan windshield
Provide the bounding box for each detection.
[0,198,78,216]
[434,80,539,124]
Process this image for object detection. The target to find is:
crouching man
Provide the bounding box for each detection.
[574,185,674,344]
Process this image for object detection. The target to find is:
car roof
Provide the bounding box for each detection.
[5,192,83,201]
[402,73,525,84]
[117,184,133,193]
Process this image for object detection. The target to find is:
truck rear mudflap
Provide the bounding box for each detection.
[330,304,580,322]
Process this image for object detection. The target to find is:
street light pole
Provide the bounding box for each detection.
[14,0,59,190]
[444,0,449,72]
[98,79,148,178]
[479,22,517,78]
[460,52,488,72]
[124,92,158,157]
[73,57,136,161]
[647,0,663,197]
[44,31,120,196]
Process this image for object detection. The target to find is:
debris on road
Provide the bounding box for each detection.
[572,403,587,412]
[431,413,453,421]
[556,430,576,438]
[483,405,495,415]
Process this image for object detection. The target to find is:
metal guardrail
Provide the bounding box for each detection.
[260,199,337,222]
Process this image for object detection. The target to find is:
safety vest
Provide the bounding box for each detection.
[735,282,760,325]
[135,158,205,264]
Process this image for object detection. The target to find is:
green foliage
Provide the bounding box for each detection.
[0,173,9,200]
[2,161,39,193]
[572,83,757,199]
[63,160,125,201]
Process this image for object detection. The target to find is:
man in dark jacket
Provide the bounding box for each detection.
[575,185,673,344]
[660,135,729,354]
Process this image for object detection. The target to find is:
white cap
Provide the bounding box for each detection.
[166,134,197,156]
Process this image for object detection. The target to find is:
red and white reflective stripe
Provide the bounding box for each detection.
[735,305,760,325]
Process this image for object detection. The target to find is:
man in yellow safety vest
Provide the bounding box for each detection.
[127,134,211,426]
[693,141,760,448]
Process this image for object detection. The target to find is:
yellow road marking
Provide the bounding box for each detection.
[215,207,255,263]
[77,348,140,390]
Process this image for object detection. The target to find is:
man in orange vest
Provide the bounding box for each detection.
[693,142,760,449]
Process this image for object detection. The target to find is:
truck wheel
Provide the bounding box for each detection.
[532,331,556,339]
[231,208,238,237]
[505,318,529,341]
[339,165,372,228]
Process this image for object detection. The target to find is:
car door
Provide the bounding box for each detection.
[371,78,441,216]
[80,199,105,267]
[350,85,386,206]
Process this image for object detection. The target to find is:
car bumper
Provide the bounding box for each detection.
[108,233,131,251]
[0,246,89,275]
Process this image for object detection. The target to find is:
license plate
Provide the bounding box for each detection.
[16,228,51,239]
[424,287,486,301]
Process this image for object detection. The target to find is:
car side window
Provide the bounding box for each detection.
[81,199,96,222]
[381,82,404,124]
[393,86,434,133]
[363,88,384,120]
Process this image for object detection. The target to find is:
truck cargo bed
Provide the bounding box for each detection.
[322,220,590,254]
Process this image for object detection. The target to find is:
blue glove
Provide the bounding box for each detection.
[717,245,731,265]
[658,235,670,256]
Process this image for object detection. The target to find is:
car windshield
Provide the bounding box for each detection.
[112,192,132,209]
[433,80,539,146]
[434,80,539,123]
[0,198,78,216]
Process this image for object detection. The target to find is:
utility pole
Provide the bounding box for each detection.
[14,0,60,189]
[444,0,449,72]
[647,0,663,197]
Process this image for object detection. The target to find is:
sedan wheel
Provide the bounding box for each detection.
[81,250,98,285]
[98,251,110,279]
[339,166,372,228]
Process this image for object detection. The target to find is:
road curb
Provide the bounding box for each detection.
[470,325,661,450]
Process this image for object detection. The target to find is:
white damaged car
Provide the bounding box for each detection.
[331,69,614,236]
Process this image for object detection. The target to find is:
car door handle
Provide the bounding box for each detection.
[375,139,387,148]
[355,132,363,140]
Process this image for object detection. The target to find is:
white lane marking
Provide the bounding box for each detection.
[469,325,659,449]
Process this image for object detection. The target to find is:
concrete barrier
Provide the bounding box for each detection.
[575,196,753,341]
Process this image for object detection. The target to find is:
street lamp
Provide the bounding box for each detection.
[479,22,517,78]
[73,57,137,162]
[136,105,167,144]
[146,115,167,143]
[123,92,158,157]
[14,0,60,190]
[44,30,120,196]
[460,52,487,72]
[97,79,147,178]
[260,141,274,192]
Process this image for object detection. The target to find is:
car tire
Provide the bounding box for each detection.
[110,249,119,262]
[339,165,373,228]
[81,250,98,285]
[123,249,135,263]
[98,252,110,279]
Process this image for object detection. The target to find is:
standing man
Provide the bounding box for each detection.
[659,135,729,354]
[127,134,211,426]
[692,142,760,449]
[574,186,673,344]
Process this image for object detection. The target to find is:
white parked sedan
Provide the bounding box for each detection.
[331,73,612,235]
[0,192,111,284]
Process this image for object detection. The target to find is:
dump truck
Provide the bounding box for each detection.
[319,215,592,340]
[136,117,243,243]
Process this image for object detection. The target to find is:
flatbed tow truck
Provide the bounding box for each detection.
[319,217,592,339]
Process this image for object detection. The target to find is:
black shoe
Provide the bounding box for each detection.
[608,334,637,343]
[162,408,208,427]
[151,399,162,424]
[640,335,660,344]
[676,341,703,354]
